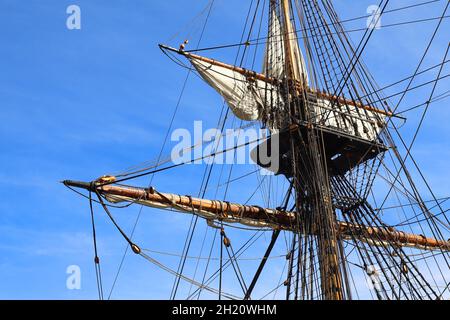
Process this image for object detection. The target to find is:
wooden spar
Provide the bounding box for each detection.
[280,0,297,81]
[337,222,450,251]
[159,44,400,119]
[170,46,280,84]
[63,180,450,251]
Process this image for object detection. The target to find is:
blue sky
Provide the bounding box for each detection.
[0,0,448,299]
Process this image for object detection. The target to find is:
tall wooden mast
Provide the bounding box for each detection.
[280,0,296,81]
[280,0,345,300]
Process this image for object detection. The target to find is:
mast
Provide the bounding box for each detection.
[64,176,449,300]
[280,0,345,300]
[280,0,296,81]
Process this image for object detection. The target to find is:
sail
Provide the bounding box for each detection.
[182,1,386,139]
[263,3,309,85]
[263,6,285,79]
[314,98,383,141]
[189,57,282,121]
[187,3,312,123]
[182,1,315,125]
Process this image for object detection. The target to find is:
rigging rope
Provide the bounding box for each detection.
[69,0,450,301]
[184,0,443,53]
[89,191,104,300]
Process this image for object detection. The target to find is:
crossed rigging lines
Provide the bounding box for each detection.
[73,0,449,300]
[184,0,446,53]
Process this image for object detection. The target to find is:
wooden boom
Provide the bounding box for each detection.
[159,44,401,119]
[63,179,450,251]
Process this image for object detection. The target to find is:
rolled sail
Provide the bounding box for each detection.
[314,98,384,141]
[187,5,309,124]
[263,3,309,85]
[263,5,285,79]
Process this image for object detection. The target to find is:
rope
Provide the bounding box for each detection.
[184,0,443,53]
[89,191,104,300]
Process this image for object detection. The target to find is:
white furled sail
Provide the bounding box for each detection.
[263,7,285,79]
[181,1,385,141]
[263,5,309,84]
[187,4,311,124]
[189,57,281,121]
[189,54,384,141]
[313,98,383,141]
